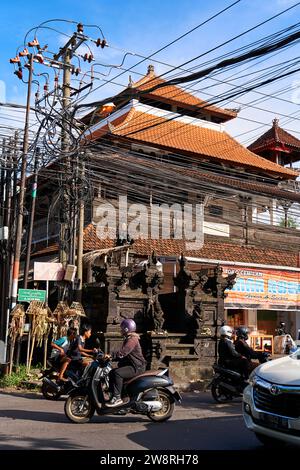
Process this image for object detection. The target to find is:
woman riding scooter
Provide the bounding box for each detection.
[105,319,147,407]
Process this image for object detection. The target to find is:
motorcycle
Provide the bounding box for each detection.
[64,353,181,423]
[210,352,270,403]
[41,357,86,400]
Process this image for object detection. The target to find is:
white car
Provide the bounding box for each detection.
[243,349,300,447]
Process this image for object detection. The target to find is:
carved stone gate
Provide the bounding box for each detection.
[82,248,236,388]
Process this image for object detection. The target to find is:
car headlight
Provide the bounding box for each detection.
[248,370,258,386]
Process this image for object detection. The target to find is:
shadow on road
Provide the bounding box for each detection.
[0,408,66,423]
[127,415,263,450]
[0,390,44,400]
[180,391,243,414]
[0,432,86,450]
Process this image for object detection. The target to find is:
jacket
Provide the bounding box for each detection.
[112,333,146,371]
[234,338,261,360]
[218,337,242,365]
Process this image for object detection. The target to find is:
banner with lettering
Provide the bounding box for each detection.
[223,266,300,310]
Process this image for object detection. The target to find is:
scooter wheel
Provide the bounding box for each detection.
[147,389,175,423]
[211,381,233,403]
[41,382,61,400]
[64,394,95,424]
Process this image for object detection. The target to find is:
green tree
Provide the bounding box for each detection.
[279,216,298,228]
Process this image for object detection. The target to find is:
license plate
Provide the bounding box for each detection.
[259,412,289,429]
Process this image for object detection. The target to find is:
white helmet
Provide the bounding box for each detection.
[220,325,233,338]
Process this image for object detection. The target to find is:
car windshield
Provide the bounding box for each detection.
[290,347,300,360]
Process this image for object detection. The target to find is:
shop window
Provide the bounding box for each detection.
[226,309,246,328]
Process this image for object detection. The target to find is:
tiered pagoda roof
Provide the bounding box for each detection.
[248,118,300,166]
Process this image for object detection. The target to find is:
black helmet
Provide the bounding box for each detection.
[236,326,249,340]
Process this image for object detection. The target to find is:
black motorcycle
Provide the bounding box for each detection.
[210,352,270,403]
[64,354,181,423]
[210,364,248,403]
[41,357,85,400]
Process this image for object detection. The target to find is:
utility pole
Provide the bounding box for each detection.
[77,159,85,301]
[52,26,87,300]
[0,140,8,363]
[23,147,39,288]
[10,53,34,308]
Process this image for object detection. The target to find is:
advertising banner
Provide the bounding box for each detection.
[223,266,300,310]
[34,262,65,281]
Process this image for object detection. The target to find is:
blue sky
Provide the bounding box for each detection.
[1,0,300,146]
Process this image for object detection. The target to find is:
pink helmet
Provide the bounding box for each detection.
[120,318,136,334]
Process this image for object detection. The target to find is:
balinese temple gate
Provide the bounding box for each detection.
[82,247,236,387]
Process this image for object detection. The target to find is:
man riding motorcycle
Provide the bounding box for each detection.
[234,326,269,373]
[218,325,249,379]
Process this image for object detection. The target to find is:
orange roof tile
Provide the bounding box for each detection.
[131,67,237,122]
[82,224,299,267]
[31,225,299,268]
[85,105,297,178]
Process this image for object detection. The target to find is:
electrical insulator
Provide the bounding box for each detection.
[14,67,23,80]
[96,38,107,48]
[19,48,29,57]
[75,67,81,76]
[83,53,88,62]
[34,53,44,64]
[28,38,40,47]
[10,56,21,64]
[77,23,84,33]
[44,84,49,92]
[88,54,93,63]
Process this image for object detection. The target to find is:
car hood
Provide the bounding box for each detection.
[256,355,300,386]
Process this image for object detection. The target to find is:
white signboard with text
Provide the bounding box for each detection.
[34,262,65,281]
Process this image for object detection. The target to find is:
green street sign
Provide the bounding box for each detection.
[18,289,46,303]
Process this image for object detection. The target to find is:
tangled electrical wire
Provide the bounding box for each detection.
[4,9,300,259]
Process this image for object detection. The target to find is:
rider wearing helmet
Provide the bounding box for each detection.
[106,318,146,407]
[234,326,269,366]
[218,325,249,379]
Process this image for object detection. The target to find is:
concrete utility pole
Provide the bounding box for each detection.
[59,48,71,267]
[52,25,87,299]
[23,148,39,288]
[77,160,85,300]
[11,53,34,308]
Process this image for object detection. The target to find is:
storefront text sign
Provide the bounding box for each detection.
[223,266,300,310]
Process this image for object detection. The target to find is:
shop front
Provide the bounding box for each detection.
[223,264,300,341]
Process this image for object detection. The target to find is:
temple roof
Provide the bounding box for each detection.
[32,231,299,268]
[83,101,298,179]
[126,65,238,122]
[248,118,300,154]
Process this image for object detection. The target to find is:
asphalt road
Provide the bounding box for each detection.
[0,389,263,450]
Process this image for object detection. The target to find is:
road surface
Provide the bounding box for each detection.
[0,389,262,450]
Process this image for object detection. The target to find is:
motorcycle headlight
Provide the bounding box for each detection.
[248,370,258,386]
